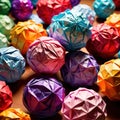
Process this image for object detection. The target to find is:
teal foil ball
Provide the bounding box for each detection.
[0,46,26,83]
[47,9,92,51]
[93,0,115,19]
[0,0,11,15]
[0,15,15,39]
[0,32,9,48]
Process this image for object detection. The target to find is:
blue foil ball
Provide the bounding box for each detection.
[47,9,92,51]
[61,51,99,88]
[93,0,115,19]
[0,46,26,83]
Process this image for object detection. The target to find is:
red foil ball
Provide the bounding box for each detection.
[36,0,73,24]
[113,0,120,9]
[0,81,12,112]
[86,23,120,59]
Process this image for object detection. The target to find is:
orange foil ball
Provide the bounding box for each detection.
[97,59,120,100]
[105,13,120,35]
[10,20,47,54]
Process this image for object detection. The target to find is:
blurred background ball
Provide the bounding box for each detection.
[93,0,115,19]
[36,0,81,24]
[11,0,33,21]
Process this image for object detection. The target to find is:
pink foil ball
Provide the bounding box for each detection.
[61,88,107,120]
[86,23,120,59]
[0,81,12,112]
[27,36,65,74]
[36,0,80,24]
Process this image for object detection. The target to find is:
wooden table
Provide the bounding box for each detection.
[11,0,120,120]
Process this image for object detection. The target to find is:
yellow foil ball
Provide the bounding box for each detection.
[10,20,47,54]
[97,59,120,100]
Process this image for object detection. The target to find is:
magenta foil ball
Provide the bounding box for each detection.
[61,88,107,120]
[27,36,65,74]
[11,0,33,21]
[61,51,99,88]
[23,77,65,118]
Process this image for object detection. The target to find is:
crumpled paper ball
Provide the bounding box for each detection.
[105,13,120,35]
[0,32,9,48]
[97,59,120,100]
[61,88,107,120]
[27,36,65,74]
[71,4,96,25]
[61,51,99,88]
[31,0,38,7]
[23,77,65,118]
[0,81,12,112]
[113,0,120,9]
[36,0,80,24]
[0,0,11,15]
[0,46,26,83]
[93,0,115,19]
[29,14,44,24]
[11,0,33,21]
[0,108,31,120]
[47,9,91,51]
[86,23,120,59]
[0,15,15,39]
[10,20,47,54]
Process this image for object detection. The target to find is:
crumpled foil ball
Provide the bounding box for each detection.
[11,0,33,21]
[0,81,12,112]
[71,4,96,25]
[27,36,65,74]
[0,32,9,48]
[10,20,47,54]
[23,77,65,118]
[86,23,120,59]
[36,0,80,24]
[0,15,15,39]
[105,13,120,35]
[29,14,44,24]
[0,46,26,83]
[61,51,99,88]
[47,9,92,51]
[97,59,120,100]
[0,0,11,15]
[31,0,38,7]
[93,0,115,19]
[113,0,120,9]
[61,88,107,120]
[0,108,31,120]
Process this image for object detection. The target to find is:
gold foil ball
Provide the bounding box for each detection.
[105,13,120,35]
[97,59,120,100]
[10,20,47,54]
[0,108,31,120]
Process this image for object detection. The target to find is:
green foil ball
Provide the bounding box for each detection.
[0,32,9,48]
[0,0,11,15]
[0,15,15,40]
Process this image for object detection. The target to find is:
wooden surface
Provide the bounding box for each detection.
[11,0,120,120]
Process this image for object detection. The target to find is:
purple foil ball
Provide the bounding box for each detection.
[61,51,99,88]
[23,77,65,118]
[11,0,33,21]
